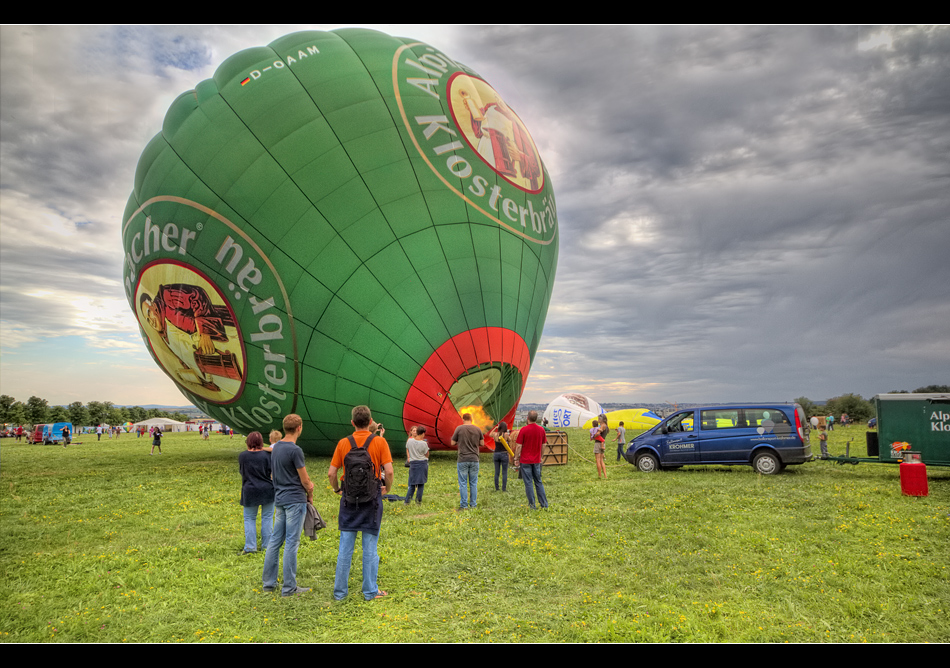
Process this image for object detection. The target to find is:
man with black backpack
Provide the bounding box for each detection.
[328,405,394,601]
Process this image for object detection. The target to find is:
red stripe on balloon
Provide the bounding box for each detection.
[402,327,530,451]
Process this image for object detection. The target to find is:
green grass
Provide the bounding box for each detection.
[1,426,947,642]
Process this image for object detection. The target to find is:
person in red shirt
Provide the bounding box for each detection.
[515,410,549,509]
[328,405,393,600]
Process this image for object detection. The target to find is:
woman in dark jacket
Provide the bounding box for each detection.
[239,431,274,554]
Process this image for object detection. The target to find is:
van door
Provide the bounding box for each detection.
[697,408,749,462]
[658,410,698,464]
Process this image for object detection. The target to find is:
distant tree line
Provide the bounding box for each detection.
[0,395,189,427]
[795,385,949,423]
[886,385,950,394]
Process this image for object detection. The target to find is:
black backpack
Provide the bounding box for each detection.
[342,435,378,505]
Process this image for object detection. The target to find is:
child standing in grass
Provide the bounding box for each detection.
[818,425,828,459]
[151,428,163,455]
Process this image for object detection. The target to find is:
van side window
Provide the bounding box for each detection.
[744,409,791,428]
[700,409,739,430]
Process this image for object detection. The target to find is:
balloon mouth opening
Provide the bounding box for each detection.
[449,363,523,431]
[401,327,532,449]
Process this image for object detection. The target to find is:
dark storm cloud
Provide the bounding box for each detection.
[456,26,950,402]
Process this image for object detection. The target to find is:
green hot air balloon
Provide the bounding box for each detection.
[122,29,559,454]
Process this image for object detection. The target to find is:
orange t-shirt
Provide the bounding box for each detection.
[330,430,393,480]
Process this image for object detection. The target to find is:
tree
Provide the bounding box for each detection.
[86,401,113,426]
[49,406,69,422]
[107,407,126,427]
[0,395,16,424]
[127,406,147,422]
[794,396,818,418]
[7,402,27,426]
[26,396,50,425]
[68,401,89,427]
[913,385,950,393]
[825,393,875,422]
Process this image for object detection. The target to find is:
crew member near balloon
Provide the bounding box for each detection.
[487,421,512,492]
[515,411,549,510]
[453,413,485,510]
[139,283,242,393]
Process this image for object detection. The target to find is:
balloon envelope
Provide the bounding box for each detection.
[122,29,559,454]
[582,408,661,431]
[542,393,603,429]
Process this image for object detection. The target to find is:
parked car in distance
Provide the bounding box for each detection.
[624,404,811,475]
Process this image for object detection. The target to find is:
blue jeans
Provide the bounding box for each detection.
[494,453,509,490]
[521,463,549,509]
[334,530,380,600]
[243,502,274,552]
[457,462,479,508]
[262,502,306,595]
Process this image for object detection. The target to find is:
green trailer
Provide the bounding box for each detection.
[861,393,950,467]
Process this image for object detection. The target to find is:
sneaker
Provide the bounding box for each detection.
[262,585,276,593]
[282,586,310,597]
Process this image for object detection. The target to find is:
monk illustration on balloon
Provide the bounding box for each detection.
[136,265,245,402]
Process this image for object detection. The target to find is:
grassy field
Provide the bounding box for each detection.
[1,426,947,643]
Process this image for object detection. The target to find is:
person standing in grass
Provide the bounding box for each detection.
[239,431,274,555]
[488,421,511,492]
[262,414,314,597]
[515,411,549,509]
[151,427,162,454]
[615,421,627,462]
[328,405,394,601]
[452,413,485,509]
[405,426,429,504]
[818,425,828,459]
[592,418,608,479]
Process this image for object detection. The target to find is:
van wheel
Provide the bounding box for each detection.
[752,452,782,475]
[636,452,659,473]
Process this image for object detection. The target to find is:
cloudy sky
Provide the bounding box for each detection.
[1,25,948,409]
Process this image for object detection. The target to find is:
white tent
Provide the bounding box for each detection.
[132,417,188,432]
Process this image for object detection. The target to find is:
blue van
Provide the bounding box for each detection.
[625,404,811,475]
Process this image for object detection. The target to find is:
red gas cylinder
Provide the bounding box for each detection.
[899,461,929,497]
